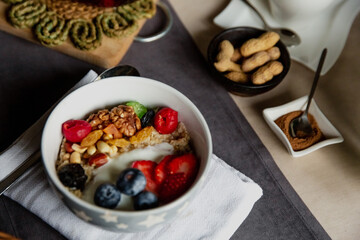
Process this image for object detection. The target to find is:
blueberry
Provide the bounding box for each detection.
[140,109,155,128]
[57,164,87,190]
[116,168,146,196]
[133,191,159,210]
[94,183,121,209]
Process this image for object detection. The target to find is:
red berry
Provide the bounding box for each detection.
[62,120,92,143]
[154,107,178,134]
[167,153,198,180]
[89,153,108,168]
[145,177,160,195]
[159,173,189,203]
[132,160,159,194]
[154,155,175,185]
[102,0,115,7]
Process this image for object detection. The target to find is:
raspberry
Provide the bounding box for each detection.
[62,120,92,143]
[154,107,178,134]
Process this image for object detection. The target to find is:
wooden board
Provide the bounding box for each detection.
[0,1,147,68]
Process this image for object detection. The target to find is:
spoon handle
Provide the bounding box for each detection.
[243,0,269,29]
[304,48,327,115]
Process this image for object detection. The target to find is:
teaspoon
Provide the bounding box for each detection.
[96,65,139,80]
[289,49,327,138]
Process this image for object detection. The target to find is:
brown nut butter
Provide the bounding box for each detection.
[275,110,323,151]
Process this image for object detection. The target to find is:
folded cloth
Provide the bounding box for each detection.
[2,71,263,240]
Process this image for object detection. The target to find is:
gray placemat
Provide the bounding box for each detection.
[0,1,330,239]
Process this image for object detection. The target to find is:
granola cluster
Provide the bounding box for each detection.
[87,105,141,137]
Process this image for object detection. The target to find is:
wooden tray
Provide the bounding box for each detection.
[0,1,147,68]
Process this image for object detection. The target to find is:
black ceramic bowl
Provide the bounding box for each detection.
[207,27,291,96]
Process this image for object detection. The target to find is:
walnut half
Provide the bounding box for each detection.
[87,105,141,137]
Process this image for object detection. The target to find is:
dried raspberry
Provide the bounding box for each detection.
[62,120,92,143]
[154,107,178,134]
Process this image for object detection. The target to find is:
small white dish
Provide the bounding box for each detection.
[263,96,344,157]
[213,0,360,75]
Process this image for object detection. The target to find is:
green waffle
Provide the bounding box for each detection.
[35,11,69,46]
[4,0,156,50]
[96,12,138,38]
[8,0,46,28]
[117,0,156,21]
[69,18,102,51]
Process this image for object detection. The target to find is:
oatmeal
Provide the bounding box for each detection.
[56,102,198,210]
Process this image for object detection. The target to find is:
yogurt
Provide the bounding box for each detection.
[82,143,174,210]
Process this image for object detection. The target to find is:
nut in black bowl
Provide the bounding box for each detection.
[207,27,291,96]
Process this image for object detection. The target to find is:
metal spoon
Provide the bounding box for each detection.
[96,65,139,80]
[0,65,140,195]
[289,49,327,138]
[243,0,301,47]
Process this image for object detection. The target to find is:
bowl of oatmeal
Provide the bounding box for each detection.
[41,76,212,232]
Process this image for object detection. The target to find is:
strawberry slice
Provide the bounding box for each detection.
[154,155,175,185]
[159,172,189,203]
[132,160,159,194]
[132,160,156,177]
[167,153,198,180]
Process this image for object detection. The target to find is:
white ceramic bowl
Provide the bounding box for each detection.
[263,96,343,157]
[41,76,212,232]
